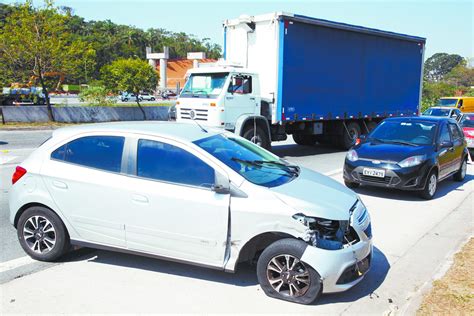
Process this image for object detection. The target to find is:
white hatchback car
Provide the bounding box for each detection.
[9,122,372,304]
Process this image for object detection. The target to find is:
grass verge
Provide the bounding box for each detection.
[0,122,76,130]
[417,237,474,315]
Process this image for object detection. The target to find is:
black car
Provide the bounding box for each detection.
[343,117,468,199]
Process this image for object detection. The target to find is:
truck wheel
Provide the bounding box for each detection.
[243,126,271,150]
[341,122,361,150]
[367,121,377,132]
[257,238,322,305]
[293,134,316,146]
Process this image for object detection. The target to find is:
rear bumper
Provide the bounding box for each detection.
[344,160,431,191]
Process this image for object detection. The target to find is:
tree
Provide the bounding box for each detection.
[0,0,95,120]
[445,63,474,88]
[421,81,457,112]
[424,53,464,82]
[79,85,116,106]
[101,58,158,119]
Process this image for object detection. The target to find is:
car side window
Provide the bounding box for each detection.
[438,124,451,143]
[51,136,125,172]
[136,139,215,188]
[448,123,462,141]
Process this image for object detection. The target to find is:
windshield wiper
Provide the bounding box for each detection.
[385,140,419,147]
[191,90,209,97]
[231,158,299,177]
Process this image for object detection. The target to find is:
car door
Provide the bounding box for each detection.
[122,137,230,268]
[224,74,258,129]
[448,123,464,172]
[41,135,129,247]
[437,122,456,179]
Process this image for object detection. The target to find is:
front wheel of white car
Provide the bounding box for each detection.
[256,238,322,304]
[17,206,70,262]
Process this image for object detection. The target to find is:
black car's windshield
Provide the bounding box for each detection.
[369,121,437,145]
[180,73,228,99]
[435,99,458,107]
[194,134,298,187]
[423,108,450,116]
[460,115,474,128]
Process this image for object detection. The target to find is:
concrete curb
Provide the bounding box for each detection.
[1,106,171,123]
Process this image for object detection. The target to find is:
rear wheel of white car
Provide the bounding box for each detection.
[17,206,69,262]
[420,170,437,200]
[257,238,321,305]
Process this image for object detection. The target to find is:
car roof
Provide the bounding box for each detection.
[426,106,457,110]
[52,121,222,142]
[385,116,456,124]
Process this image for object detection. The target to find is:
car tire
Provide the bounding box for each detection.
[293,134,316,146]
[150,97,156,101]
[257,238,322,305]
[17,206,70,262]
[420,170,438,200]
[123,98,129,102]
[242,126,271,150]
[453,157,467,182]
[344,180,360,189]
[341,122,361,150]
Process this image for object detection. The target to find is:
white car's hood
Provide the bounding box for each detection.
[270,167,358,220]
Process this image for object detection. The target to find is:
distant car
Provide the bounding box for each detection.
[161,90,177,99]
[120,93,138,102]
[344,117,468,199]
[422,106,462,122]
[139,92,156,101]
[459,113,474,154]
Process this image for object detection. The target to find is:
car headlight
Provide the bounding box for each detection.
[398,155,426,168]
[346,149,358,162]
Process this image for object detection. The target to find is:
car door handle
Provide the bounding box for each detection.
[249,97,255,100]
[52,180,68,189]
[132,194,149,204]
[448,147,455,152]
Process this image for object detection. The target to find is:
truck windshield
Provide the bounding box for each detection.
[194,134,299,187]
[435,99,458,107]
[180,72,229,98]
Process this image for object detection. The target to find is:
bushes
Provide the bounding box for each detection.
[78,86,116,106]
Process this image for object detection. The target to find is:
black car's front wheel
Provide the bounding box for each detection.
[420,170,437,200]
[257,238,321,305]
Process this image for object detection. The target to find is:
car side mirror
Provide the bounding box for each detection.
[212,172,230,194]
[440,140,453,149]
[359,134,367,141]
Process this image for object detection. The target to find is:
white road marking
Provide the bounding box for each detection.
[0,156,17,165]
[324,168,342,176]
[0,255,36,273]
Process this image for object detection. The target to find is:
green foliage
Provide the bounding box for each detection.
[424,53,464,82]
[421,81,457,112]
[79,85,116,106]
[445,64,474,88]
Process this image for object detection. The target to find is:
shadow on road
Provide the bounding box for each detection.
[352,174,474,201]
[0,141,8,145]
[70,244,389,305]
[316,246,390,305]
[272,143,344,158]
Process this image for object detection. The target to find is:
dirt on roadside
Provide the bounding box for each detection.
[417,237,474,315]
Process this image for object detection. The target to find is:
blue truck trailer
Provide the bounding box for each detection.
[176,12,426,149]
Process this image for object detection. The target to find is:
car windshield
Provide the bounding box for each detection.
[369,120,437,145]
[180,72,228,99]
[194,134,299,187]
[423,108,450,116]
[460,115,474,128]
[435,99,458,107]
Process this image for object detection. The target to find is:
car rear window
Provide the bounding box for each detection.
[51,136,124,172]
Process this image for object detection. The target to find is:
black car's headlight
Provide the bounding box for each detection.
[346,149,358,162]
[398,155,426,168]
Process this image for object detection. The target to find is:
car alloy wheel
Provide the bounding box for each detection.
[266,254,311,297]
[23,215,56,254]
[461,160,467,178]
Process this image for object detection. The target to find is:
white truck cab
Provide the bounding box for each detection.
[177,65,272,147]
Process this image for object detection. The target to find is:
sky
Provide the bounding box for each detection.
[4,0,474,61]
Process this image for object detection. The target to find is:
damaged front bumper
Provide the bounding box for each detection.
[300,200,373,293]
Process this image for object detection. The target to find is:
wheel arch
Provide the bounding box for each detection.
[233,231,297,271]
[235,114,271,139]
[14,202,67,235]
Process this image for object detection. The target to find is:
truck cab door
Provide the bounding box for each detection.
[224,74,259,131]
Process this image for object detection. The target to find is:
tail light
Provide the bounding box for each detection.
[12,166,27,185]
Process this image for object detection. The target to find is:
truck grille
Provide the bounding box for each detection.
[179,108,208,121]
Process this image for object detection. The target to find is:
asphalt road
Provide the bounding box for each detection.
[0,128,472,314]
